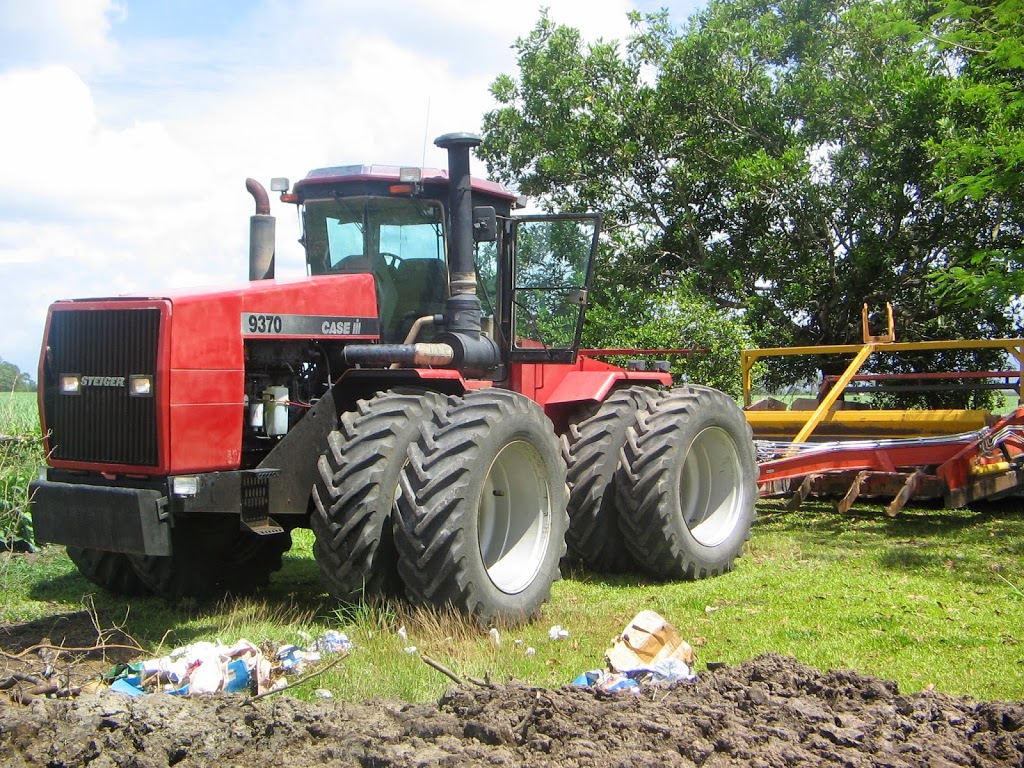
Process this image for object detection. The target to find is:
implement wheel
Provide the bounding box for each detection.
[617,385,757,580]
[128,516,290,600]
[312,388,446,603]
[395,389,567,623]
[66,547,150,596]
[563,386,661,572]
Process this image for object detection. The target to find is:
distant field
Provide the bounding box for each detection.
[0,391,39,434]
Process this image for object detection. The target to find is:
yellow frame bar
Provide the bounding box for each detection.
[742,338,1024,417]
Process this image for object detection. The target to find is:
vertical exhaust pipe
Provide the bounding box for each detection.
[433,132,500,374]
[246,178,276,281]
[435,133,478,305]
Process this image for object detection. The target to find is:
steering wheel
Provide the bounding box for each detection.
[380,252,404,269]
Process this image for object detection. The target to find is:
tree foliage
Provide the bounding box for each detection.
[480,0,1020,390]
[924,0,1024,310]
[0,359,35,393]
[583,282,754,397]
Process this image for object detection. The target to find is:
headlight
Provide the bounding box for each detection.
[172,476,199,497]
[129,374,153,397]
[59,374,81,394]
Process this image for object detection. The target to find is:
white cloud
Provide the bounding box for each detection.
[0,0,121,70]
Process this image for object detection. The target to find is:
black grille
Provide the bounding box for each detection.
[44,307,161,467]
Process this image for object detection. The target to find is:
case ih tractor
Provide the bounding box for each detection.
[30,133,757,622]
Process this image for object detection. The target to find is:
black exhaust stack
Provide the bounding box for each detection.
[339,132,501,375]
[433,132,500,374]
[246,178,276,281]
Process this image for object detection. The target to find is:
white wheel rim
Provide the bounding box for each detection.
[477,440,552,594]
[678,426,743,547]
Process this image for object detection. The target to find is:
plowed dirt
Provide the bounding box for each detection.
[2,649,1023,767]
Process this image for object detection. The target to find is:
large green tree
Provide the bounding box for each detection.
[481,0,1017,389]
[924,0,1024,310]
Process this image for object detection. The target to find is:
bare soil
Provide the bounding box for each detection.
[2,613,1023,767]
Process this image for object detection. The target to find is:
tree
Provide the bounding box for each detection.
[922,0,1024,312]
[480,0,1016,391]
[583,281,755,397]
[0,359,35,393]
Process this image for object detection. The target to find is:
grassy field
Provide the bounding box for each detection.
[0,391,41,546]
[2,391,1022,703]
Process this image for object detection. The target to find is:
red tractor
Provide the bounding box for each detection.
[30,133,757,621]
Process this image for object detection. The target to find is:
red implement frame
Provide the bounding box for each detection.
[757,408,1024,514]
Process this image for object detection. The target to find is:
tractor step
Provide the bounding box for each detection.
[242,516,285,536]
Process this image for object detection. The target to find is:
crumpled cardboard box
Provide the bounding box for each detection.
[605,610,696,673]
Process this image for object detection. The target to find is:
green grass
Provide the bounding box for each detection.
[2,394,1022,702]
[2,504,1023,703]
[0,391,42,545]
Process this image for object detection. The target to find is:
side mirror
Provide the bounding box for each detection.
[472,206,497,243]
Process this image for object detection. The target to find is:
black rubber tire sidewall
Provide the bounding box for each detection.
[128,516,290,600]
[66,547,151,596]
[617,386,757,580]
[395,389,568,623]
[311,388,447,603]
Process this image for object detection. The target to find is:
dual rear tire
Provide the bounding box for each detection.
[616,386,757,579]
[564,385,757,579]
[313,387,566,623]
[394,389,567,622]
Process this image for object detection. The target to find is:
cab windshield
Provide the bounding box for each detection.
[303,196,445,275]
[302,196,449,341]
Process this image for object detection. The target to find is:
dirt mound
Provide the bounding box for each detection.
[2,653,1022,767]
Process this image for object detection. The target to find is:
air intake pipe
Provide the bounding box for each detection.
[246,178,276,281]
[432,132,501,375]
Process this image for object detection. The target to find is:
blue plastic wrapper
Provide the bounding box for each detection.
[110,678,146,697]
[224,659,251,693]
[597,673,639,693]
[572,670,604,687]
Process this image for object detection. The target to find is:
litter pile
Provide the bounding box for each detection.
[573,610,698,692]
[101,631,351,697]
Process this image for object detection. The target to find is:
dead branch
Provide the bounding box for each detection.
[421,654,465,685]
[1,642,145,661]
[420,654,491,688]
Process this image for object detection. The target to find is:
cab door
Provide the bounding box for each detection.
[503,214,601,364]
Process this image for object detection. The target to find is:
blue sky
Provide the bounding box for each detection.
[0,0,702,377]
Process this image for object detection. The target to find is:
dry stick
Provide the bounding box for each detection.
[0,642,144,661]
[83,595,145,655]
[512,690,542,735]
[250,653,348,701]
[420,654,465,685]
[420,654,490,688]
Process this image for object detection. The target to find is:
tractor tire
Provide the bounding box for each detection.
[66,547,151,596]
[311,388,446,603]
[616,385,757,580]
[394,389,568,623]
[128,516,291,600]
[563,386,662,572]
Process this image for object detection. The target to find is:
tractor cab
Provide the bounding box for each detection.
[285,161,600,364]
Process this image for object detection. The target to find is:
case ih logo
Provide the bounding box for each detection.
[81,376,126,387]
